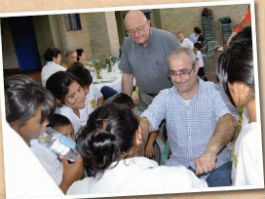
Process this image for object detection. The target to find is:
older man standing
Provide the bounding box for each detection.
[119,10,180,111]
[140,47,237,187]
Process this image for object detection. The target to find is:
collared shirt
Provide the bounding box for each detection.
[119,27,180,94]
[41,61,66,86]
[142,79,237,169]
[67,157,207,195]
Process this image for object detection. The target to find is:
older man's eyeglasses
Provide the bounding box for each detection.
[127,24,146,35]
[168,66,195,78]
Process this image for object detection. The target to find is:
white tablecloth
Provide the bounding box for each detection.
[91,69,122,92]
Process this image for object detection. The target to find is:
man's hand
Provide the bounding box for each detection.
[59,157,83,194]
[195,150,217,176]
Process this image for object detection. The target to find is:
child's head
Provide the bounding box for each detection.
[194,27,201,35]
[216,27,253,107]
[46,71,86,110]
[48,114,75,141]
[67,62,93,95]
[193,42,201,51]
[111,93,135,110]
[5,75,55,145]
[76,103,139,173]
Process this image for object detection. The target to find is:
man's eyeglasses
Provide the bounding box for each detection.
[168,66,195,78]
[127,24,146,35]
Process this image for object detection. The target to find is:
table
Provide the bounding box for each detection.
[91,68,122,92]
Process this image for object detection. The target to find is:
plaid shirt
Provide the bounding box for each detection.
[142,79,237,169]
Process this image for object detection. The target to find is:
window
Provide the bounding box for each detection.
[64,14,82,31]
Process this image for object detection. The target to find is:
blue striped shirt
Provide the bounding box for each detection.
[142,79,237,169]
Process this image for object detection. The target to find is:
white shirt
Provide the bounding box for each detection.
[86,84,103,111]
[180,38,194,49]
[231,122,264,186]
[30,139,63,185]
[195,50,204,68]
[56,96,93,134]
[2,121,63,199]
[67,157,207,196]
[41,61,66,86]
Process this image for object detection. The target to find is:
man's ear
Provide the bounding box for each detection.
[147,20,151,27]
[195,63,200,73]
[135,126,143,146]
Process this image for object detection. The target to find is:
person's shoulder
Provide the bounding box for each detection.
[158,87,175,96]
[56,106,73,116]
[200,80,222,93]
[123,36,134,48]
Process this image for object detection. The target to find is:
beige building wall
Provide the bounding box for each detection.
[160,4,249,46]
[58,13,93,62]
[85,12,112,60]
[1,19,19,69]
[105,11,120,57]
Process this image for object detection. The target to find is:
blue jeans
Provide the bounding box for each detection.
[189,161,232,187]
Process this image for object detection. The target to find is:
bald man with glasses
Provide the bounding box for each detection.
[119,10,180,111]
[140,47,238,187]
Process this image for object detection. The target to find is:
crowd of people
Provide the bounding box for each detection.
[3,9,263,198]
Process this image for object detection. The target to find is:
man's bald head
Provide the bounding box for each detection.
[124,10,150,46]
[124,10,147,26]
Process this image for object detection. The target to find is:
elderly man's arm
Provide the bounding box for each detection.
[195,113,237,175]
[122,73,134,96]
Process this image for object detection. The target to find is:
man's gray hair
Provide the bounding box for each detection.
[168,47,197,66]
[66,50,76,57]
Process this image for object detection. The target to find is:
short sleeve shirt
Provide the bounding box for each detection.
[119,27,180,94]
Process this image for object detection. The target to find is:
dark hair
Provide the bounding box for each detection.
[48,113,71,129]
[112,93,134,109]
[216,27,253,106]
[46,71,80,105]
[5,75,55,126]
[194,42,201,49]
[44,47,61,62]
[76,103,138,174]
[67,62,93,87]
[76,48,84,61]
[194,27,201,34]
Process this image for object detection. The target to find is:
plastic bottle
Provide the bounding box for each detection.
[38,127,80,162]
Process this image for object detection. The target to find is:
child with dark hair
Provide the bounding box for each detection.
[110,93,160,162]
[216,27,263,186]
[46,71,90,135]
[4,75,83,194]
[67,103,207,195]
[48,114,75,141]
[41,47,65,86]
[190,27,205,45]
[194,42,208,81]
[67,62,104,110]
[111,93,135,109]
